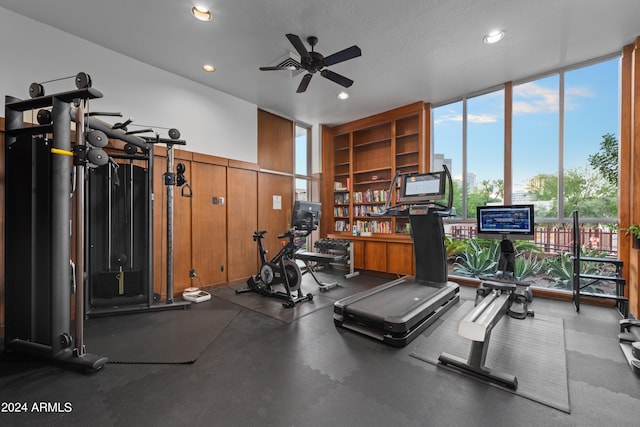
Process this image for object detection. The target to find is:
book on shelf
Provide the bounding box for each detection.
[334,206,350,217]
[334,220,350,232]
[354,219,392,234]
[334,192,350,205]
[353,189,390,204]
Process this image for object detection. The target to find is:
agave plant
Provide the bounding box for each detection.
[513,240,543,255]
[514,253,543,281]
[544,247,606,291]
[453,240,499,278]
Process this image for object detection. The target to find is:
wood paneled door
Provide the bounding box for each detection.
[191,161,228,286]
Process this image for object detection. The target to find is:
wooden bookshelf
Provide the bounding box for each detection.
[321,102,427,274]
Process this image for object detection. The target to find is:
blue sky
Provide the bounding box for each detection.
[433,57,620,192]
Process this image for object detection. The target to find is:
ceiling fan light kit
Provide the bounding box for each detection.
[260,33,361,93]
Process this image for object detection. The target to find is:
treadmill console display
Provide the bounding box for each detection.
[399,171,446,203]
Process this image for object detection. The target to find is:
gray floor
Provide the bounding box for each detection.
[1,270,639,427]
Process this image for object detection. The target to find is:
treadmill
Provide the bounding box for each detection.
[334,166,460,347]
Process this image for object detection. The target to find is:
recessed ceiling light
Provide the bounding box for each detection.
[191,5,212,22]
[483,30,505,44]
[337,91,350,100]
[202,64,215,72]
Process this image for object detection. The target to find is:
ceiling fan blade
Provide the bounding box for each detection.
[323,45,362,66]
[320,69,353,88]
[259,66,299,71]
[297,74,312,93]
[286,33,311,60]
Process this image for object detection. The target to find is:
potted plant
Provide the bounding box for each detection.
[623,224,640,249]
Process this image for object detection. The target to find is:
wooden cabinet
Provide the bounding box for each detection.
[364,241,387,272]
[322,102,427,275]
[387,243,414,275]
[327,234,414,275]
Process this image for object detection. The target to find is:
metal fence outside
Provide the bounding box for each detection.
[446,223,618,255]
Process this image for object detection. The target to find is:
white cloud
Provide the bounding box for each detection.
[467,113,498,123]
[513,81,594,114]
[433,113,462,124]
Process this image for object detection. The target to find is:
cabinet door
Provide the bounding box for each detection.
[387,242,414,275]
[352,240,365,270]
[192,162,228,286]
[364,241,387,272]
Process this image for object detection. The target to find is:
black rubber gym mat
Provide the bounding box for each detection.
[410,300,570,413]
[84,307,239,364]
[213,285,335,323]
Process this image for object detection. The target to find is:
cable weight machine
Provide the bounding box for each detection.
[4,72,108,372]
[3,72,191,372]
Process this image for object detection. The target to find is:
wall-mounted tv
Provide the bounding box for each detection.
[476,204,535,240]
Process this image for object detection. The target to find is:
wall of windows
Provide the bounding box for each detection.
[432,56,620,223]
[512,75,559,219]
[295,124,311,201]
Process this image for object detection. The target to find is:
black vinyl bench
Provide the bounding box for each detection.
[295,251,346,291]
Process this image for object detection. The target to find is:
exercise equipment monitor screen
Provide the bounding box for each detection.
[399,171,446,203]
[476,204,535,240]
[292,201,321,231]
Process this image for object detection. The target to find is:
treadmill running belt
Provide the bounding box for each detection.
[346,281,443,319]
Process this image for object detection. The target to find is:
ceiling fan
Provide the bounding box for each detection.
[260,33,361,93]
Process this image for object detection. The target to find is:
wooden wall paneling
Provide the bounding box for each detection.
[227,167,259,281]
[620,43,634,317]
[422,103,430,174]
[320,125,334,237]
[191,161,227,287]
[630,38,640,317]
[258,109,293,173]
[257,172,293,256]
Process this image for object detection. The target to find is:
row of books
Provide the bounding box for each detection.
[334,220,351,232]
[334,192,350,205]
[353,204,385,217]
[334,219,404,235]
[354,220,392,234]
[353,189,389,203]
[334,207,349,217]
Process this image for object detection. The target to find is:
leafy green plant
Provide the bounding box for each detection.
[544,247,608,291]
[543,252,574,289]
[514,253,543,281]
[623,224,640,249]
[512,240,543,255]
[452,239,500,278]
[445,237,469,261]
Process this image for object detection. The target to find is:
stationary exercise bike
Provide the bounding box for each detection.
[236,202,321,308]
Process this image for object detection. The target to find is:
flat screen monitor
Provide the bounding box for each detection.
[292,201,321,231]
[476,204,535,240]
[398,171,446,203]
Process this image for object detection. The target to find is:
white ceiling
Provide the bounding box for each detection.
[1,0,639,126]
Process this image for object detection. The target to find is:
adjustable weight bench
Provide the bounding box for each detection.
[295,251,346,292]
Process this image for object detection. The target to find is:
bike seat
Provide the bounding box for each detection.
[253,230,268,239]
